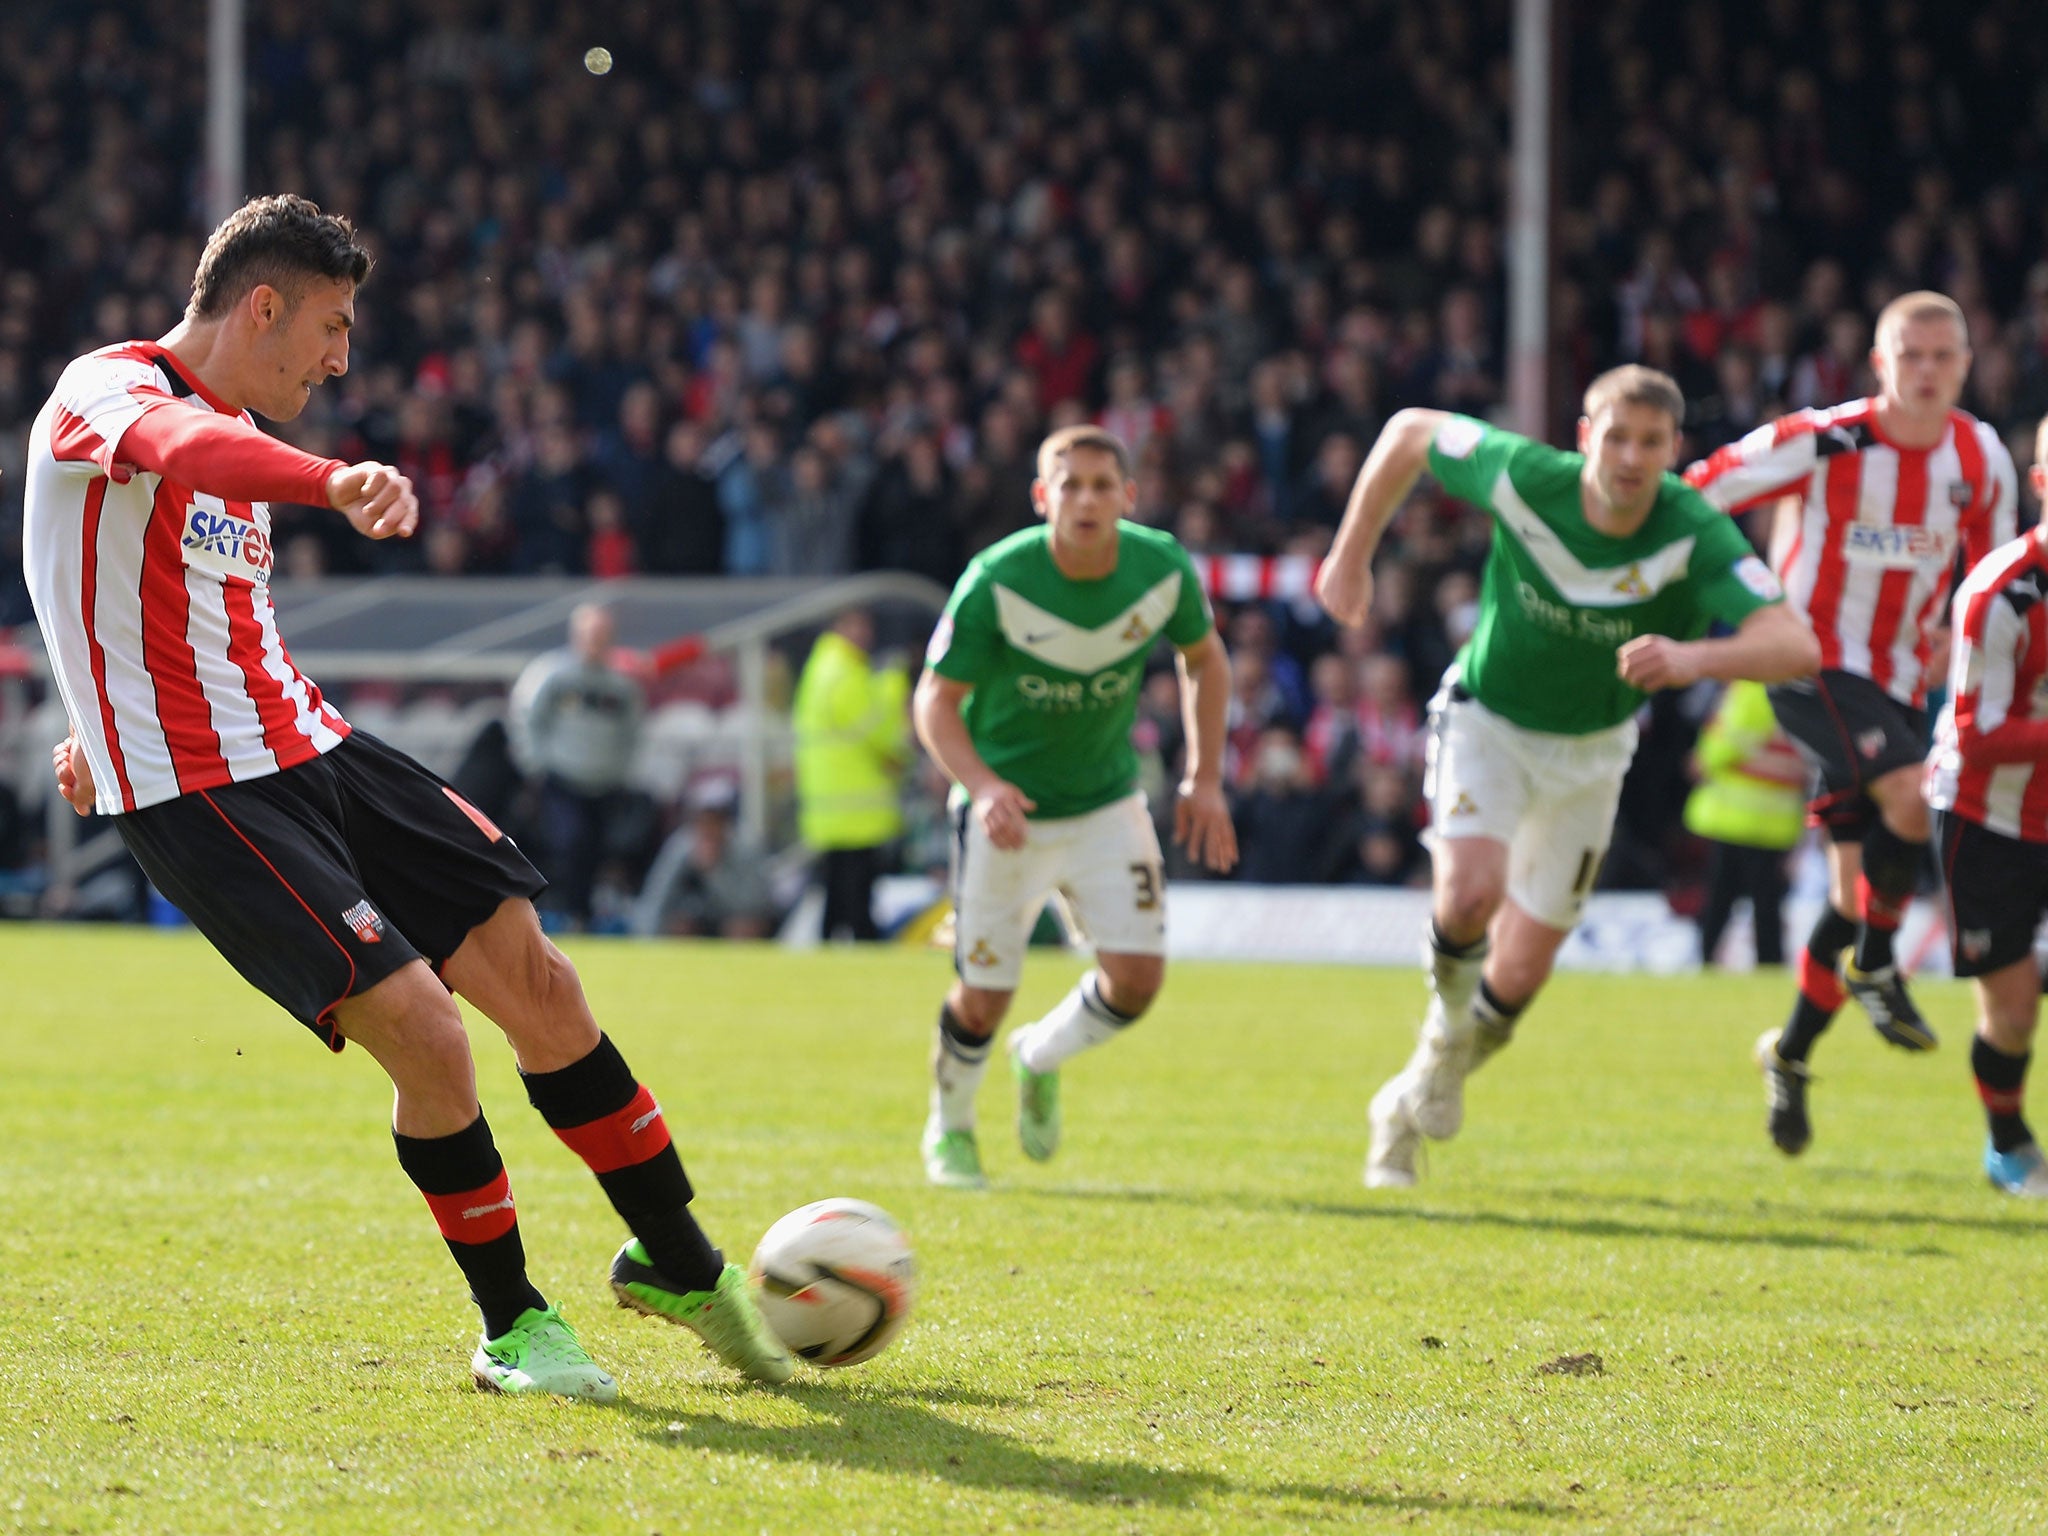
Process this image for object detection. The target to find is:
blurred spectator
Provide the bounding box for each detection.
[1688,347,1774,458]
[510,603,649,929]
[1016,290,1099,416]
[505,420,588,574]
[1356,654,1427,774]
[1292,431,1366,529]
[1301,653,1364,787]
[654,779,778,940]
[640,420,726,574]
[791,609,911,941]
[1348,762,1427,887]
[858,433,963,586]
[1231,725,1351,884]
[1683,680,1807,968]
[764,444,861,577]
[1789,311,1873,410]
[717,422,783,576]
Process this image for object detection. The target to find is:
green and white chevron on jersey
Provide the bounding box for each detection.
[991,574,1185,673]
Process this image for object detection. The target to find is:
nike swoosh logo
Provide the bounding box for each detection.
[1020,629,1061,644]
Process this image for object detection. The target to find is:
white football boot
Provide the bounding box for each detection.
[1407,997,1480,1141]
[1365,1070,1423,1188]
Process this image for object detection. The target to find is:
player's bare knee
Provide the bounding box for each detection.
[1438,884,1502,943]
[948,984,1009,1037]
[1096,956,1163,1018]
[1486,954,1550,1007]
[342,971,477,1103]
[1882,797,1930,843]
[529,935,588,1020]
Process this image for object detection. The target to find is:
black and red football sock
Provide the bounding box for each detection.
[1778,905,1855,1063]
[1973,1036,2033,1154]
[522,1033,722,1291]
[392,1112,546,1339]
[1851,822,1923,973]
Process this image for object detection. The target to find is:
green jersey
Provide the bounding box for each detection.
[926,521,1214,818]
[1427,415,1783,734]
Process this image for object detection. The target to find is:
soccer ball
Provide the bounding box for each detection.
[748,1198,916,1368]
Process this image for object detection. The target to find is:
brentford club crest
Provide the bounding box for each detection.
[341,899,385,944]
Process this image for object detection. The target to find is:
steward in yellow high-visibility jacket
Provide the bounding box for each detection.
[1684,679,1807,851]
[793,611,911,939]
[1685,679,1807,966]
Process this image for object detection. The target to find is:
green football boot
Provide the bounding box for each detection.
[471,1303,619,1402]
[920,1121,989,1189]
[609,1242,795,1384]
[1008,1034,1062,1162]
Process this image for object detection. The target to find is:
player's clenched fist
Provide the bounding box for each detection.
[52,731,95,815]
[1616,634,1702,692]
[1314,558,1374,628]
[327,461,419,539]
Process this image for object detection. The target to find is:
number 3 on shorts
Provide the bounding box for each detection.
[1129,862,1162,911]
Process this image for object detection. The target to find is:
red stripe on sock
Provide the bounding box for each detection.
[1797,947,1847,1012]
[422,1169,518,1244]
[1976,1080,2026,1118]
[553,1084,673,1174]
[1856,872,1905,931]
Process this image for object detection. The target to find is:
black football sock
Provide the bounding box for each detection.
[1973,1036,2033,1154]
[1470,980,1526,1064]
[393,1112,547,1339]
[523,1034,722,1291]
[1852,823,1924,972]
[1779,906,1856,1063]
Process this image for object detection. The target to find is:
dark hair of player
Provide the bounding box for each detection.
[186,194,373,321]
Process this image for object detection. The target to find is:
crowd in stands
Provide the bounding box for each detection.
[5,0,2048,897]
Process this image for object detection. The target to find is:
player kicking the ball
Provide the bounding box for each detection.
[913,424,1237,1188]
[1316,367,1820,1188]
[1925,415,2048,1198]
[25,196,790,1398]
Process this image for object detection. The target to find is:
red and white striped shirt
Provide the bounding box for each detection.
[23,341,352,814]
[1684,401,2016,707]
[1927,529,2048,843]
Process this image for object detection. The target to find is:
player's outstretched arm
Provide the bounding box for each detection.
[1172,630,1238,872]
[1616,605,1820,692]
[911,668,1034,849]
[1315,408,1447,627]
[52,731,94,815]
[115,404,347,508]
[327,462,419,540]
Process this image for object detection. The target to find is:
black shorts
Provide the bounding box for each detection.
[1765,669,1928,841]
[115,731,545,1049]
[1935,810,2048,978]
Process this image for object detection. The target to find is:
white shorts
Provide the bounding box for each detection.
[950,791,1166,991]
[1424,683,1639,931]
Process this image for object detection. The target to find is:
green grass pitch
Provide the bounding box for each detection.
[3,925,2044,1534]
